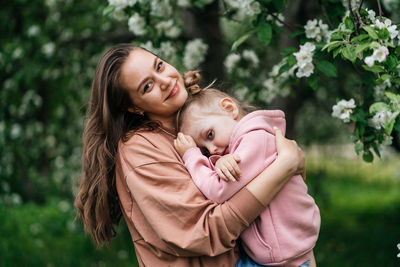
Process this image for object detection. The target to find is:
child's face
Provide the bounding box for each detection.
[181,98,239,156]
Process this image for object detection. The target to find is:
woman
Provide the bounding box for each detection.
[74,43,306,266]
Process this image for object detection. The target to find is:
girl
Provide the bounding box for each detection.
[175,87,320,267]
[74,44,306,266]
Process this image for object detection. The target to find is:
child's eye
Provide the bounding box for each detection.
[207,130,214,139]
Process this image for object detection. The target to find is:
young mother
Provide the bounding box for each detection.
[74,43,306,266]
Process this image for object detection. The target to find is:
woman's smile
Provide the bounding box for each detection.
[166,80,179,100]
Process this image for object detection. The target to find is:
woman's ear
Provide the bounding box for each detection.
[128,106,144,115]
[219,98,239,119]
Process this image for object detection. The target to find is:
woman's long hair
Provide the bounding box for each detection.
[74,44,201,247]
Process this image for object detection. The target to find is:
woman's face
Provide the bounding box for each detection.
[120,48,187,126]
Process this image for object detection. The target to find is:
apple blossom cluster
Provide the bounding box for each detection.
[293,42,316,78]
[364,45,389,67]
[128,13,146,36]
[331,98,356,123]
[107,0,137,10]
[304,19,330,42]
[224,49,259,78]
[225,0,261,20]
[369,110,393,130]
[397,243,400,258]
[183,39,209,69]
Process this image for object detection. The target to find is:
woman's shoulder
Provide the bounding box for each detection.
[118,130,182,169]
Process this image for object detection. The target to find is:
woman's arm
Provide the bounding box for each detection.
[246,128,305,206]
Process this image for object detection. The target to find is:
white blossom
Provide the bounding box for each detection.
[369,110,392,130]
[242,49,259,66]
[42,42,55,57]
[27,25,40,37]
[397,243,400,258]
[108,0,137,10]
[332,98,356,123]
[267,13,284,27]
[293,42,315,78]
[140,41,158,54]
[12,47,23,59]
[159,41,177,63]
[177,0,191,8]
[241,0,261,16]
[183,39,208,69]
[296,62,314,78]
[128,13,146,36]
[373,45,389,62]
[156,19,181,38]
[364,56,375,67]
[224,53,241,73]
[366,8,376,21]
[375,18,399,39]
[151,0,172,17]
[304,19,330,42]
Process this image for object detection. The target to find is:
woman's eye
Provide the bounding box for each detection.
[157,61,163,71]
[143,82,152,93]
[207,130,214,139]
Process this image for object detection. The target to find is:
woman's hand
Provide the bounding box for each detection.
[174,133,197,157]
[274,127,306,180]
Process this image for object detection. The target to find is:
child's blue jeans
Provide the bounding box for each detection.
[235,252,311,267]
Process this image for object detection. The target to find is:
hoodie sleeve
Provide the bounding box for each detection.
[182,130,276,203]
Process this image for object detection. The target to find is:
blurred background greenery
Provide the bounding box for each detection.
[1,0,399,266]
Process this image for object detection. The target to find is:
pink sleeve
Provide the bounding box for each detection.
[182,130,276,203]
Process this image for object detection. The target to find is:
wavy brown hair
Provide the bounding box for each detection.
[74,44,201,247]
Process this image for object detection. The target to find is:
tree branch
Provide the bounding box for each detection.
[377,0,383,19]
[348,0,359,35]
[318,0,333,29]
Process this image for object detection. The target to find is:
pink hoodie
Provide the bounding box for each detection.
[182,110,320,266]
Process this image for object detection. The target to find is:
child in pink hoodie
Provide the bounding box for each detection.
[174,88,320,267]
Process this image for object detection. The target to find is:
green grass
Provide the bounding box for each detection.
[1,156,399,266]
[306,156,400,267]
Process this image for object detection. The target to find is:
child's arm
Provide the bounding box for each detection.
[174,133,240,182]
[175,130,276,204]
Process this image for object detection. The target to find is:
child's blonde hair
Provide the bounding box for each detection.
[177,71,255,130]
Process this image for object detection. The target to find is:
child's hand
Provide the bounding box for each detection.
[174,132,197,157]
[215,154,241,182]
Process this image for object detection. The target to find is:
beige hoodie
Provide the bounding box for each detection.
[116,129,265,267]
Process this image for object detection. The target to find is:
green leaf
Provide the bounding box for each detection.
[362,150,374,162]
[307,75,318,90]
[385,92,400,103]
[377,28,390,40]
[278,63,290,76]
[272,0,284,11]
[316,60,337,77]
[287,54,297,67]
[354,142,364,155]
[322,41,343,52]
[103,5,115,16]
[342,45,357,62]
[231,29,256,52]
[351,34,369,43]
[363,26,379,39]
[384,55,399,71]
[362,64,385,73]
[384,111,400,135]
[355,43,371,55]
[333,47,341,58]
[280,47,297,56]
[344,16,354,30]
[257,23,273,46]
[369,102,390,113]
[371,142,381,158]
[290,30,304,38]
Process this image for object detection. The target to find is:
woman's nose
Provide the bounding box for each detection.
[157,75,172,91]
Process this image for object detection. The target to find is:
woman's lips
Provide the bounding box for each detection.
[167,82,179,99]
